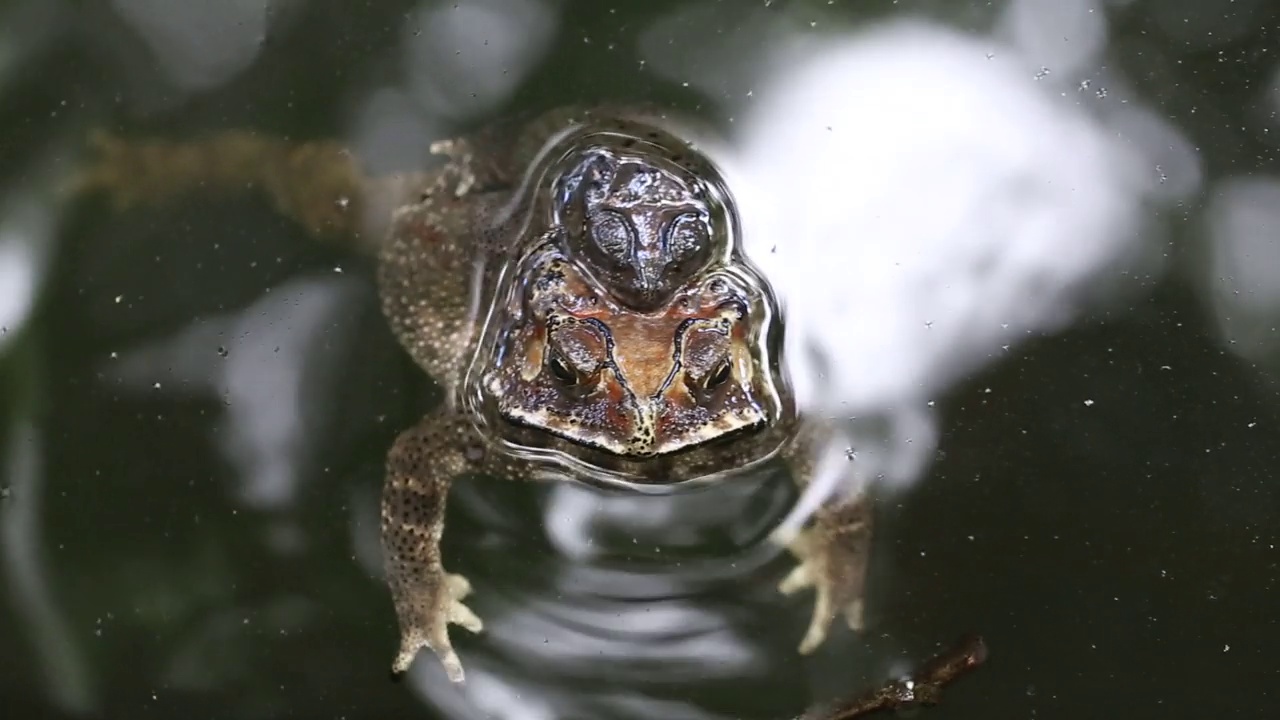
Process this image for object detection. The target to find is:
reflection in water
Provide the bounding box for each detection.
[401,0,557,122]
[718,17,1196,532]
[2,421,97,715]
[391,471,798,720]
[639,0,1205,530]
[1204,178,1280,374]
[108,0,271,91]
[0,147,64,354]
[0,1,62,99]
[107,274,370,512]
[0,195,47,353]
[0,142,87,713]
[352,0,559,177]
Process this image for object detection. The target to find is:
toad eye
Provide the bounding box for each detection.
[587,210,634,265]
[705,360,732,389]
[665,212,709,261]
[545,321,610,389]
[547,352,578,384]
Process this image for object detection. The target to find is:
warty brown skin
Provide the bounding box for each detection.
[73,105,873,685]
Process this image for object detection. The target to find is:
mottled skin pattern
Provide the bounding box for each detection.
[481,247,773,459]
[74,106,873,685]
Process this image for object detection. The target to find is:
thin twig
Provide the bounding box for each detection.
[797,634,988,720]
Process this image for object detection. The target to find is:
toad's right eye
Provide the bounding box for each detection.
[704,360,732,389]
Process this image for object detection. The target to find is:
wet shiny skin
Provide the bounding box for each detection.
[485,241,771,458]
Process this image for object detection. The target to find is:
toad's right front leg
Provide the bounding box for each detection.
[381,410,519,682]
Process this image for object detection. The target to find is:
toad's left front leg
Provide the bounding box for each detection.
[777,427,874,655]
[382,408,541,682]
[382,411,486,682]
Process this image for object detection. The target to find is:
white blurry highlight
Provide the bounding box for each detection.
[109,0,272,90]
[109,275,365,512]
[999,0,1107,79]
[350,88,438,176]
[404,0,556,122]
[0,210,41,351]
[1204,177,1280,366]
[726,21,1181,533]
[0,147,62,354]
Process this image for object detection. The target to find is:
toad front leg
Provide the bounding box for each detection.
[778,424,874,655]
[381,410,530,682]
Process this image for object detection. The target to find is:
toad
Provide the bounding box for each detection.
[74,106,873,683]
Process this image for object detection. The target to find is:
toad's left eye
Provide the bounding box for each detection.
[665,213,708,260]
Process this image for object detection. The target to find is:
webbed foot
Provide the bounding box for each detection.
[390,570,483,682]
[776,505,872,654]
[382,413,496,684]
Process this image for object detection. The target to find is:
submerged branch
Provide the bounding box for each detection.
[797,634,988,720]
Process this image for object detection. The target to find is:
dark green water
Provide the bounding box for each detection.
[2,1,1278,718]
